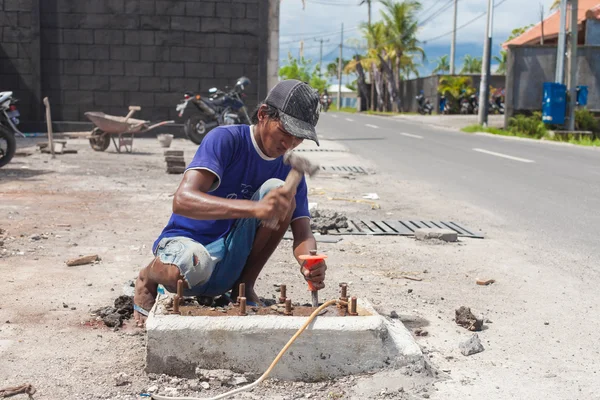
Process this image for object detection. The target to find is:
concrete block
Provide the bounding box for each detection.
[63,29,94,44]
[94,91,124,107]
[94,30,124,45]
[79,75,110,91]
[171,16,200,32]
[94,60,124,76]
[140,16,170,30]
[414,228,458,242]
[201,48,229,64]
[184,32,215,48]
[140,46,169,62]
[43,44,80,60]
[156,0,185,15]
[125,61,153,77]
[155,62,184,78]
[170,47,200,62]
[1,43,20,59]
[18,12,32,27]
[216,2,245,18]
[185,1,215,17]
[4,0,31,12]
[64,60,94,75]
[110,76,140,91]
[124,0,155,14]
[110,45,140,61]
[146,298,424,380]
[64,90,94,105]
[79,44,109,60]
[155,31,184,46]
[140,77,170,92]
[124,30,155,46]
[125,92,154,107]
[231,19,257,35]
[185,63,214,78]
[200,17,231,33]
[3,26,31,42]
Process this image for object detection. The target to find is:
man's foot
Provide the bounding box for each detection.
[134,267,158,327]
[231,285,264,307]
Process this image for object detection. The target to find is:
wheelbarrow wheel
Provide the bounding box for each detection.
[89,128,110,151]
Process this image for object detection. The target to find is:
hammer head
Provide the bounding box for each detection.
[284,151,319,177]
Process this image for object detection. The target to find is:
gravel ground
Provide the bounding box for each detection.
[1,134,598,399]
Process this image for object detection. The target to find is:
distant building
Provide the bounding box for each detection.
[327,84,357,108]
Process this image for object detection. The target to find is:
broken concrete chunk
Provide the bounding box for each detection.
[227,376,248,386]
[114,372,131,386]
[102,313,123,328]
[459,333,485,356]
[414,228,457,242]
[310,209,349,234]
[455,306,483,332]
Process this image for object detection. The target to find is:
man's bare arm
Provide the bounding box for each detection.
[173,169,291,221]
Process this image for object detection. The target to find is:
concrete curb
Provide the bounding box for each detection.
[145,296,424,380]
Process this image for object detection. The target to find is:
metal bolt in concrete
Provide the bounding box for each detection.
[284,299,292,315]
[349,296,358,316]
[279,284,287,304]
[239,297,247,316]
[238,282,245,300]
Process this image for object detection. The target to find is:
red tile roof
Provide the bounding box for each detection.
[503,0,600,48]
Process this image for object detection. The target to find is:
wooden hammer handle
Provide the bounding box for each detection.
[263,169,303,230]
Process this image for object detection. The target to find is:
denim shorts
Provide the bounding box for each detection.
[153,178,284,297]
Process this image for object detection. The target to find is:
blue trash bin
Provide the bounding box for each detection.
[577,85,588,106]
[542,82,566,125]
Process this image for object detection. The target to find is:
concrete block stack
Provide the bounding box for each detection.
[164,150,185,174]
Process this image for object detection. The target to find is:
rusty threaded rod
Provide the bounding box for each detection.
[348,296,358,316]
[239,282,246,299]
[172,279,184,315]
[239,297,247,316]
[340,283,348,301]
[279,284,287,304]
[177,279,184,298]
[284,299,292,315]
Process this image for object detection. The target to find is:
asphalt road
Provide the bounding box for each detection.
[317,112,600,265]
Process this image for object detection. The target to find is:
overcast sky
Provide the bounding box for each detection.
[279,0,553,76]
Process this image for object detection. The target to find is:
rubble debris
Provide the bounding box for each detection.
[310,209,349,234]
[0,383,36,398]
[114,372,131,386]
[455,306,483,332]
[459,333,485,356]
[92,295,134,328]
[165,150,186,174]
[389,310,399,319]
[414,329,428,337]
[415,228,458,242]
[476,278,495,286]
[66,254,100,267]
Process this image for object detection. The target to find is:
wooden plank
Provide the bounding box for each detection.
[383,220,415,235]
[66,254,99,266]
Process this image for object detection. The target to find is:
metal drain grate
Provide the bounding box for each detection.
[295,148,346,152]
[320,165,368,174]
[331,220,484,239]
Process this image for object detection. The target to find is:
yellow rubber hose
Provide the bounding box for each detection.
[151,299,343,400]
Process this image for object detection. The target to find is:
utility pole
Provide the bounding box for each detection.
[315,38,330,77]
[478,0,494,126]
[540,4,545,45]
[567,0,578,131]
[337,23,344,110]
[555,0,567,83]
[450,0,458,74]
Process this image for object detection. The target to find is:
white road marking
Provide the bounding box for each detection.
[472,148,535,163]
[366,124,378,129]
[345,118,354,122]
[330,114,338,118]
[400,132,423,139]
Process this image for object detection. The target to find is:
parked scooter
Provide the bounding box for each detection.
[176,76,251,145]
[320,92,332,112]
[439,95,451,114]
[416,91,433,115]
[0,91,22,168]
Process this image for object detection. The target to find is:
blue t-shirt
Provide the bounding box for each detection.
[154,124,310,251]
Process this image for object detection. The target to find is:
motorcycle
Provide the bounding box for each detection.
[416,92,433,115]
[320,95,332,112]
[439,95,451,114]
[489,95,505,115]
[0,91,22,168]
[176,76,251,145]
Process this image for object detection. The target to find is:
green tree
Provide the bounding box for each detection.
[278,54,311,82]
[493,50,507,74]
[438,76,475,99]
[507,24,534,41]
[460,54,482,74]
[432,55,450,75]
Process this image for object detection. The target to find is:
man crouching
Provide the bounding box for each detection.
[134,80,326,325]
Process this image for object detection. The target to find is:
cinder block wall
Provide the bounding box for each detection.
[0,0,273,123]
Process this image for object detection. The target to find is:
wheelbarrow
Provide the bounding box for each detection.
[84,106,174,153]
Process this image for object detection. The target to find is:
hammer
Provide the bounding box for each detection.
[262,151,319,230]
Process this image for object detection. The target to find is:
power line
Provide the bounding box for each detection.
[305,0,358,5]
[280,27,360,45]
[421,0,508,43]
[418,0,455,27]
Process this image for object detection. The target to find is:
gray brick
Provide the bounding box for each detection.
[0,11,17,26]
[126,92,154,107]
[125,61,153,76]
[170,47,199,62]
[140,77,170,92]
[140,46,169,61]
[95,91,124,106]
[63,29,94,44]
[216,2,245,18]
[185,63,214,78]
[79,75,110,90]
[155,62,184,77]
[18,12,32,27]
[201,48,229,63]
[82,14,138,30]
[43,76,78,90]
[42,44,80,60]
[4,0,31,11]
[214,33,250,48]
[125,0,155,14]
[0,43,19,59]
[184,32,215,47]
[229,48,256,64]
[246,4,258,19]
[214,64,244,78]
[41,60,62,75]
[171,16,200,32]
[41,29,63,44]
[95,60,124,75]
[154,92,180,107]
[125,30,154,46]
[79,44,110,60]
[42,13,85,29]
[65,90,94,105]
[200,17,230,33]
[95,30,124,45]
[231,19,257,35]
[185,1,215,17]
[110,76,140,91]
[155,31,185,46]
[169,78,199,92]
[3,27,31,42]
[156,0,185,15]
[110,46,140,61]
[60,106,82,121]
[64,60,94,75]
[140,16,170,30]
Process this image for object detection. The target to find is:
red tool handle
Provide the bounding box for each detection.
[298,254,327,291]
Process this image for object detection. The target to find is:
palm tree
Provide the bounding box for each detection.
[432,55,450,75]
[550,0,559,10]
[438,76,474,98]
[460,54,482,74]
[493,50,507,74]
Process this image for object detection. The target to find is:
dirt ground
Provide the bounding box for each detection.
[1,133,599,399]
